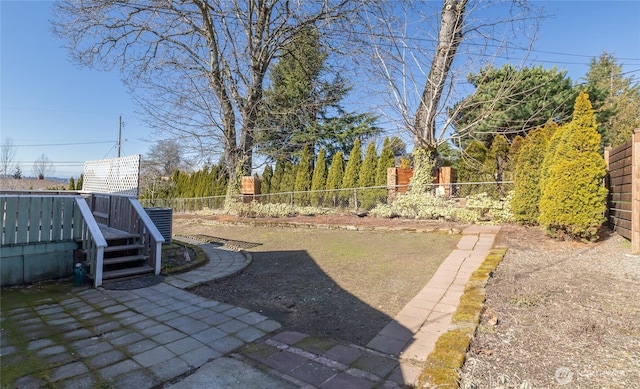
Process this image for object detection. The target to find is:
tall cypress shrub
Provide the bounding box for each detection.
[539,91,608,241]
[262,164,273,195]
[341,139,362,204]
[294,147,313,205]
[325,151,345,207]
[511,127,549,225]
[458,140,489,197]
[310,148,327,206]
[484,135,510,198]
[358,141,379,209]
[506,135,525,180]
[375,138,396,204]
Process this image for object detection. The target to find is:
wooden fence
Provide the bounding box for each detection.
[605,129,640,253]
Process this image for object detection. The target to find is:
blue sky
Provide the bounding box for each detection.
[1,1,639,178]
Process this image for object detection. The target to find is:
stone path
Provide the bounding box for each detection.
[164,236,252,289]
[0,225,499,388]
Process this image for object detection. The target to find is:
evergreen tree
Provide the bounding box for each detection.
[76,174,83,190]
[12,165,23,180]
[539,91,608,241]
[375,138,396,204]
[325,151,345,207]
[358,141,379,209]
[584,51,640,148]
[310,148,328,206]
[279,161,297,203]
[271,159,285,193]
[341,139,362,205]
[507,135,525,180]
[294,147,313,205]
[452,64,576,145]
[539,120,562,193]
[458,140,489,197]
[257,26,379,161]
[262,164,273,195]
[484,134,510,198]
[511,126,550,225]
[68,177,75,191]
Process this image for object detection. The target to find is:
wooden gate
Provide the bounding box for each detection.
[605,129,640,253]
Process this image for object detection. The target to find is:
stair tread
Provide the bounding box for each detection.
[103,255,148,265]
[98,224,140,240]
[104,244,145,252]
[78,244,145,255]
[102,266,154,280]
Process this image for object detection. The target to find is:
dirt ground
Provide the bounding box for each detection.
[460,224,640,388]
[173,213,461,346]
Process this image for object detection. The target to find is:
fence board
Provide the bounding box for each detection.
[3,197,17,245]
[611,175,633,186]
[62,198,74,240]
[610,217,632,231]
[52,197,63,241]
[610,200,632,211]
[611,192,632,202]
[28,197,41,242]
[41,197,53,241]
[16,198,30,244]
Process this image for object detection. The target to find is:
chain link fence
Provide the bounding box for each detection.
[139,182,514,215]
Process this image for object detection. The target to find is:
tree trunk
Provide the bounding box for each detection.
[413,0,467,150]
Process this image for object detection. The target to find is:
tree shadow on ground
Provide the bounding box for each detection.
[191,249,400,347]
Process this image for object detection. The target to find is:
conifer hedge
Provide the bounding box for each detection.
[538,91,608,241]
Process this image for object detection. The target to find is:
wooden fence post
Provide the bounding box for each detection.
[632,129,640,253]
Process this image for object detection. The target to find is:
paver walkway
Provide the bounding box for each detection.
[164,236,252,289]
[0,225,499,388]
[0,244,273,389]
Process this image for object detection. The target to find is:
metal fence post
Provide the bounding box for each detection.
[353,188,358,213]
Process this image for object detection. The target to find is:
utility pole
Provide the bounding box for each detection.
[117,115,122,158]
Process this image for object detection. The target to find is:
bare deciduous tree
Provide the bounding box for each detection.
[1,138,17,177]
[53,0,360,194]
[33,154,55,179]
[360,0,543,152]
[140,139,192,200]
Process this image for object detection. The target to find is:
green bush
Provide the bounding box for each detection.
[538,91,608,241]
[458,140,490,197]
[310,148,327,206]
[358,141,378,209]
[341,139,362,204]
[511,125,551,225]
[325,151,345,207]
[484,134,510,198]
[294,147,313,205]
[375,137,396,204]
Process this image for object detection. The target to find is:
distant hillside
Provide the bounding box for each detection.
[1,178,69,191]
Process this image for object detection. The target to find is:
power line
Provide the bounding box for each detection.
[13,141,114,147]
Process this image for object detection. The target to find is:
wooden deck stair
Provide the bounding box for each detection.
[80,224,154,282]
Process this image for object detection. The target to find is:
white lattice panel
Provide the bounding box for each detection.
[83,155,140,197]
